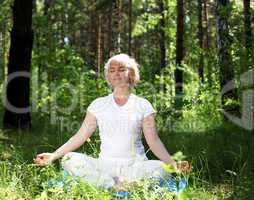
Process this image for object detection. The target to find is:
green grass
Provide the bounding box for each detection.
[0,116,253,199]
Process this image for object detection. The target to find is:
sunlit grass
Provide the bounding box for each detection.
[0,117,253,199]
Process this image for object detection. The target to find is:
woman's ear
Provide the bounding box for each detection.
[128,68,135,85]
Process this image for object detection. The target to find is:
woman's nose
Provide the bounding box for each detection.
[114,71,121,76]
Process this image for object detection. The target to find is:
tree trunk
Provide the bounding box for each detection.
[32,0,37,14]
[3,0,33,130]
[43,0,51,15]
[174,0,185,115]
[198,0,204,82]
[203,0,212,86]
[203,0,210,49]
[158,0,166,74]
[128,0,132,55]
[216,0,238,114]
[243,0,252,72]
[97,13,102,76]
[117,0,122,53]
[107,2,113,57]
[88,2,97,70]
[0,23,6,81]
[175,0,184,93]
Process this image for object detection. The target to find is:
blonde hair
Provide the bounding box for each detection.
[104,53,140,87]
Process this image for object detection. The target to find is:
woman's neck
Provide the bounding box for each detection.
[113,86,131,99]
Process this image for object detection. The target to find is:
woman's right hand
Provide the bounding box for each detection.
[177,161,192,174]
[33,152,57,166]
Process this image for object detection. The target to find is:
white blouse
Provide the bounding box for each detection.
[87,93,156,160]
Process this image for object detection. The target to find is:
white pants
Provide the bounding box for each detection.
[61,152,167,189]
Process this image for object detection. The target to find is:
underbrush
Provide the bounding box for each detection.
[0,119,253,199]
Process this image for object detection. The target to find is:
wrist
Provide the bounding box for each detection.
[165,160,177,169]
[52,151,61,160]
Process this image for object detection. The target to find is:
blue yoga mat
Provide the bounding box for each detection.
[47,171,188,198]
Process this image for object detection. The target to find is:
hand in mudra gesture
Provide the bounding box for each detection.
[33,153,56,166]
[177,161,192,174]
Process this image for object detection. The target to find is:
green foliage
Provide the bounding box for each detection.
[1,0,254,199]
[133,13,161,37]
[1,121,254,199]
[172,64,222,132]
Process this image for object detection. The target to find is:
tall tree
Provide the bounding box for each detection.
[128,0,132,55]
[243,0,252,72]
[216,0,237,114]
[0,1,11,82]
[107,2,113,57]
[0,21,6,80]
[3,0,33,129]
[175,0,185,93]
[88,1,97,70]
[203,0,213,86]
[198,0,204,82]
[117,0,123,53]
[97,13,102,76]
[203,0,210,49]
[157,0,166,73]
[44,0,51,15]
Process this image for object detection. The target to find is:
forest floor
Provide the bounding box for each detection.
[0,118,253,200]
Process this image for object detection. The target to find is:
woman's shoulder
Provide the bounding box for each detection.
[132,94,156,117]
[87,94,111,113]
[89,94,111,105]
[132,93,152,104]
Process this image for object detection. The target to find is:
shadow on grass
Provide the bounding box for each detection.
[0,116,253,199]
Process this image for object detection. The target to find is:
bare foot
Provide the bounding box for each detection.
[113,176,125,191]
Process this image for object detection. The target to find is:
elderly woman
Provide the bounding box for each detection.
[34,54,186,190]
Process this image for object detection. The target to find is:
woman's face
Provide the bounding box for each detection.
[108,60,129,88]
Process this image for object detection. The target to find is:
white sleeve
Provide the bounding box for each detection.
[87,98,100,118]
[141,98,156,118]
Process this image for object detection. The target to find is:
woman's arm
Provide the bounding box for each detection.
[52,112,97,159]
[142,114,177,168]
[34,112,97,165]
